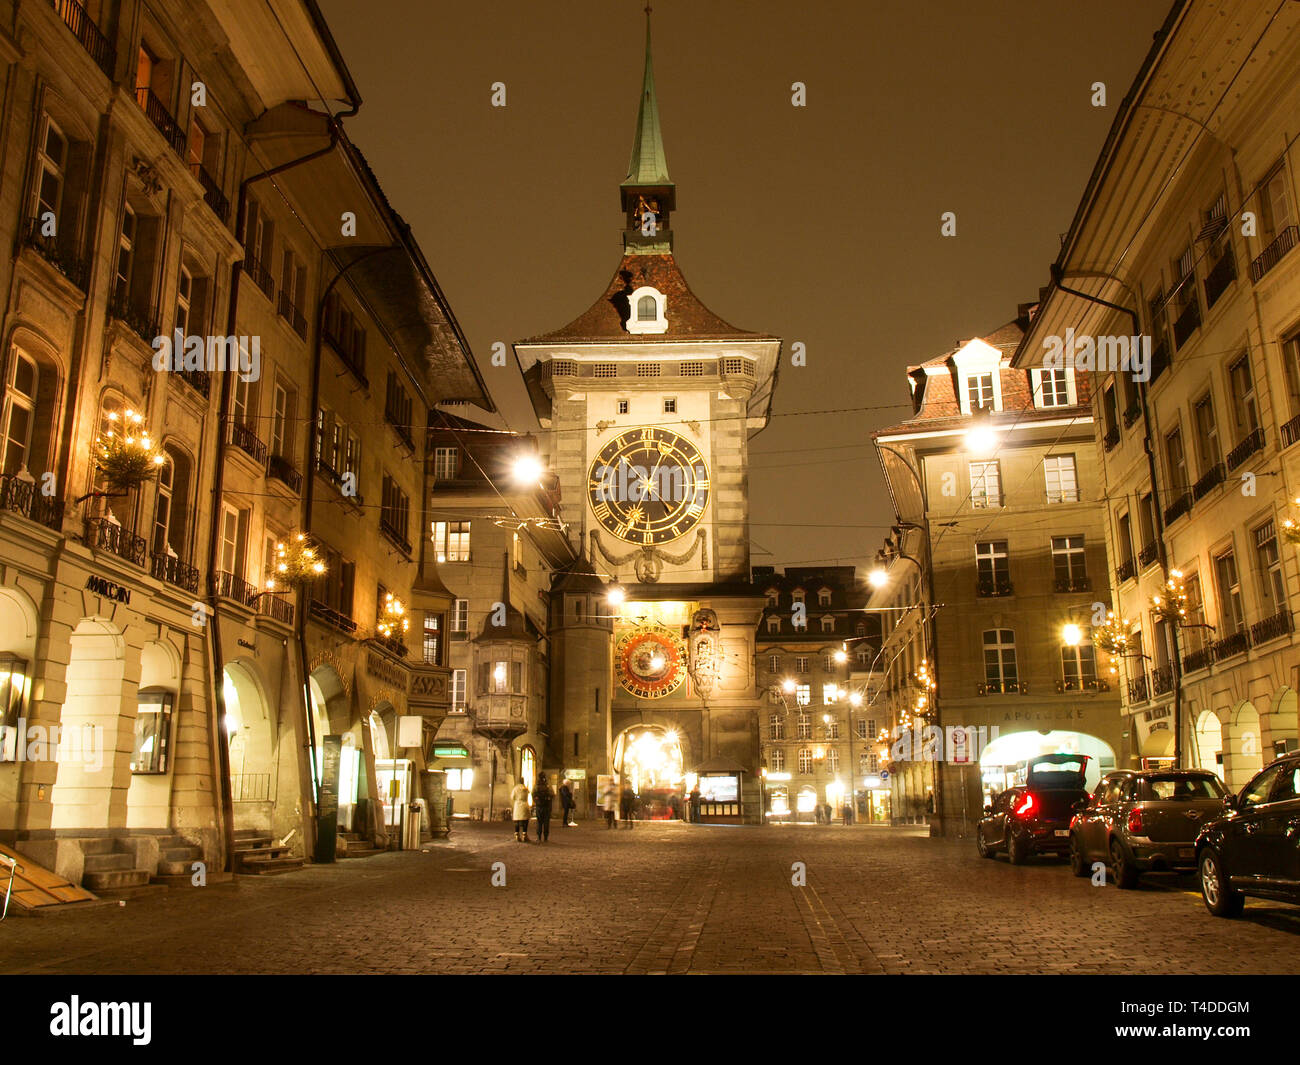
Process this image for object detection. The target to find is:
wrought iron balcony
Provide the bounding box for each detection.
[1116,557,1137,584]
[260,594,294,625]
[1057,677,1110,693]
[134,86,187,156]
[976,578,1013,598]
[109,291,159,344]
[277,291,308,339]
[1249,225,1298,282]
[1150,664,1175,696]
[379,518,413,556]
[1149,339,1171,383]
[1164,492,1193,525]
[176,367,210,399]
[1226,426,1265,471]
[245,256,275,300]
[323,322,367,383]
[94,521,146,566]
[216,570,258,607]
[150,552,200,593]
[1173,297,1201,348]
[1192,462,1225,501]
[1281,414,1300,450]
[1211,631,1249,661]
[1182,646,1214,674]
[49,0,115,77]
[21,216,89,289]
[978,680,1023,695]
[1250,609,1293,647]
[1138,540,1159,568]
[1122,401,1142,429]
[0,473,63,530]
[310,600,358,635]
[385,407,415,450]
[267,454,302,492]
[189,161,230,223]
[1203,246,1237,308]
[1126,673,1149,703]
[227,421,268,467]
[1103,426,1120,451]
[1052,575,1091,593]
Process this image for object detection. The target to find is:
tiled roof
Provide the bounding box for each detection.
[520,253,775,344]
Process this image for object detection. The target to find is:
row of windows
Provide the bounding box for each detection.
[974,535,1091,593]
[968,455,1079,508]
[768,714,875,741]
[959,366,1078,415]
[764,587,838,607]
[766,653,873,675]
[610,397,679,416]
[979,629,1100,692]
[765,614,866,635]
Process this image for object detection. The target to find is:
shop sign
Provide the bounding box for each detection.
[433,744,469,759]
[564,768,587,779]
[85,575,130,604]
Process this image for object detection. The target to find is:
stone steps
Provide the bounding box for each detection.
[233,830,303,876]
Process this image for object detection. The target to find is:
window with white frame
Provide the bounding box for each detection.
[798,748,813,774]
[769,713,785,741]
[855,719,869,740]
[795,656,809,673]
[765,588,779,606]
[663,398,676,414]
[433,446,459,481]
[823,683,838,705]
[433,521,471,563]
[768,654,780,673]
[1213,549,1245,635]
[1051,535,1087,588]
[1254,520,1287,618]
[451,598,469,634]
[982,629,1018,691]
[970,460,1001,508]
[769,747,785,772]
[1044,455,1078,503]
[828,749,840,774]
[617,399,629,415]
[1061,642,1097,690]
[826,720,840,740]
[451,668,467,711]
[795,685,811,708]
[967,373,995,410]
[817,588,832,606]
[1033,366,1072,408]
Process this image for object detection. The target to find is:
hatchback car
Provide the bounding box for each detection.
[1068,769,1227,888]
[978,754,1091,864]
[1196,754,1300,917]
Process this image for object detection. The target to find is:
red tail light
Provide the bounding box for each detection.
[1128,808,1143,833]
[1015,793,1036,818]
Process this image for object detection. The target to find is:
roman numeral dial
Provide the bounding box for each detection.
[587,427,710,545]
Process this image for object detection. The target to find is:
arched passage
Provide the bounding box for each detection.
[50,618,126,830]
[1223,701,1265,790]
[126,640,181,828]
[0,585,40,826]
[310,666,360,831]
[1269,688,1298,759]
[613,724,685,819]
[978,728,1116,798]
[224,660,275,830]
[1194,710,1224,777]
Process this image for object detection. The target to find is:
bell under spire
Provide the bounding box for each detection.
[620,5,675,253]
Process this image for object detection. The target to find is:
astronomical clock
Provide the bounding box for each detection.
[615,624,688,699]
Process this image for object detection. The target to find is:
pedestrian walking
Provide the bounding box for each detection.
[533,773,554,842]
[689,783,701,823]
[600,778,617,828]
[559,779,575,826]
[510,780,531,842]
[619,778,636,828]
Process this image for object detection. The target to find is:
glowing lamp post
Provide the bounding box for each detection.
[95,409,165,492]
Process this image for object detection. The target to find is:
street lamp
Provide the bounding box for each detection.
[511,453,545,485]
[868,568,889,589]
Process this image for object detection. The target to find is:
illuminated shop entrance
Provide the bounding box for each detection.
[614,726,685,819]
[979,729,1115,806]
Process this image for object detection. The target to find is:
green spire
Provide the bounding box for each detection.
[623,7,671,188]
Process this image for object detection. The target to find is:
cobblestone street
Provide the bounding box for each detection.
[4,821,1299,975]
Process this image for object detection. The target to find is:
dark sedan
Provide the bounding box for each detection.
[978,754,1091,864]
[1196,754,1300,917]
[1068,769,1227,888]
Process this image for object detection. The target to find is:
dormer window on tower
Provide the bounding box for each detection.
[626,286,667,334]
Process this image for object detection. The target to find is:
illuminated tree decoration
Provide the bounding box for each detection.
[1281,497,1300,546]
[265,533,327,589]
[1094,611,1132,673]
[1150,568,1188,622]
[95,409,165,490]
[377,593,410,643]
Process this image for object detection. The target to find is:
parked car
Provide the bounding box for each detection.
[977,754,1091,863]
[1196,754,1300,917]
[1068,769,1227,888]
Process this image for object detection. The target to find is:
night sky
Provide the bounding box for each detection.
[316,0,1170,573]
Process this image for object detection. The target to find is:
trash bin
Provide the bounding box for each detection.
[403,801,423,849]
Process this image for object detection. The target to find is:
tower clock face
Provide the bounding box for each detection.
[588,427,709,544]
[616,626,687,699]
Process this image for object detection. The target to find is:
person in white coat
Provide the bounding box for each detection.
[511,781,531,842]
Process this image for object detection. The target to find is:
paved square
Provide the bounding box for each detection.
[4,822,1297,974]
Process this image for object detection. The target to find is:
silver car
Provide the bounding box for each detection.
[1068,770,1228,888]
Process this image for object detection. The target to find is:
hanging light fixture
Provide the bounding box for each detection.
[95,409,165,490]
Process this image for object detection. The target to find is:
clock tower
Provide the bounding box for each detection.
[516,11,780,820]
